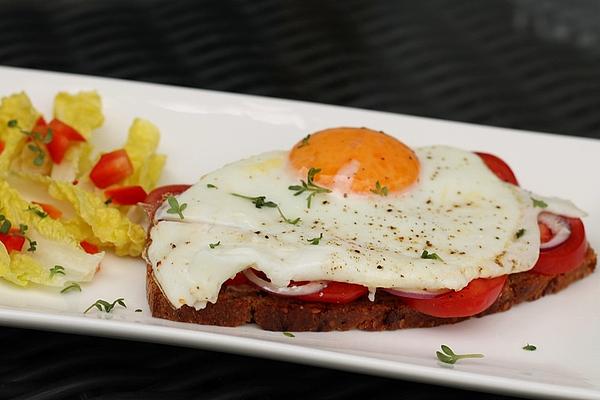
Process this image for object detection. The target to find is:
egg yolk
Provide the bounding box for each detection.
[289,127,420,194]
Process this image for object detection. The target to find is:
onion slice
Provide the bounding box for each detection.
[383,288,450,299]
[243,269,327,296]
[538,213,571,249]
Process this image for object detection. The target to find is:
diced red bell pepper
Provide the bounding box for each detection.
[89,149,134,189]
[46,119,86,164]
[80,240,100,254]
[32,202,63,220]
[0,140,5,155]
[0,232,25,253]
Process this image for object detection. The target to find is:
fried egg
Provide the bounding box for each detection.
[147,127,585,309]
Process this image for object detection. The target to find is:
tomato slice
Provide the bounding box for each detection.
[403,276,507,318]
[89,149,134,189]
[105,185,148,206]
[533,217,587,276]
[32,202,62,220]
[475,152,519,185]
[144,184,191,217]
[80,240,100,254]
[539,222,553,243]
[0,140,5,155]
[296,281,369,304]
[225,272,250,286]
[0,233,25,253]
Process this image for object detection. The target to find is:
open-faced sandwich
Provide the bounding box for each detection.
[145,127,595,331]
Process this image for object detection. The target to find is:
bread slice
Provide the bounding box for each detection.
[147,247,596,331]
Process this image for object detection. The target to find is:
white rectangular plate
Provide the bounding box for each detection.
[1,66,599,400]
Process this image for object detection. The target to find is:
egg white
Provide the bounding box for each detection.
[148,146,585,309]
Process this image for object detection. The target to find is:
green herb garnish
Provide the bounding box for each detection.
[307,233,323,245]
[277,207,301,225]
[436,345,484,364]
[515,228,526,239]
[60,282,81,294]
[283,331,295,337]
[298,134,311,148]
[421,250,443,261]
[26,239,37,252]
[49,265,66,279]
[18,224,28,235]
[231,193,277,209]
[84,298,126,314]
[206,184,218,189]
[0,215,12,234]
[209,241,221,249]
[288,167,331,208]
[8,119,52,166]
[166,196,187,219]
[523,344,537,351]
[532,198,548,208]
[370,181,388,196]
[26,205,48,219]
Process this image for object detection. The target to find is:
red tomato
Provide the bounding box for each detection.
[32,202,63,220]
[0,233,25,253]
[539,222,553,243]
[144,184,191,216]
[48,119,86,142]
[105,185,148,206]
[403,276,507,318]
[46,129,71,164]
[32,116,48,137]
[475,152,519,185]
[0,140,4,155]
[533,217,587,276]
[80,240,100,254]
[89,149,134,189]
[296,281,369,304]
[44,119,86,164]
[225,272,250,286]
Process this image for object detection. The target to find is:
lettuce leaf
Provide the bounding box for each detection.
[0,179,103,286]
[47,181,146,256]
[53,91,104,139]
[51,91,104,182]
[0,179,79,246]
[123,118,165,191]
[0,93,40,176]
[0,245,50,287]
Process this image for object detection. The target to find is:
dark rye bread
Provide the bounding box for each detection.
[147,247,596,331]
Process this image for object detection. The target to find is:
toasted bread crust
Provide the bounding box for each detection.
[146,247,596,331]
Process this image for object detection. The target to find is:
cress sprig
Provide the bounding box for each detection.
[436,345,484,364]
[307,233,323,245]
[49,265,66,279]
[421,250,443,261]
[370,181,388,196]
[166,196,187,219]
[231,193,277,209]
[231,193,301,225]
[7,119,53,166]
[84,298,127,314]
[288,167,331,208]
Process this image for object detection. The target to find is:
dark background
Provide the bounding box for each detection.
[1,0,599,399]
